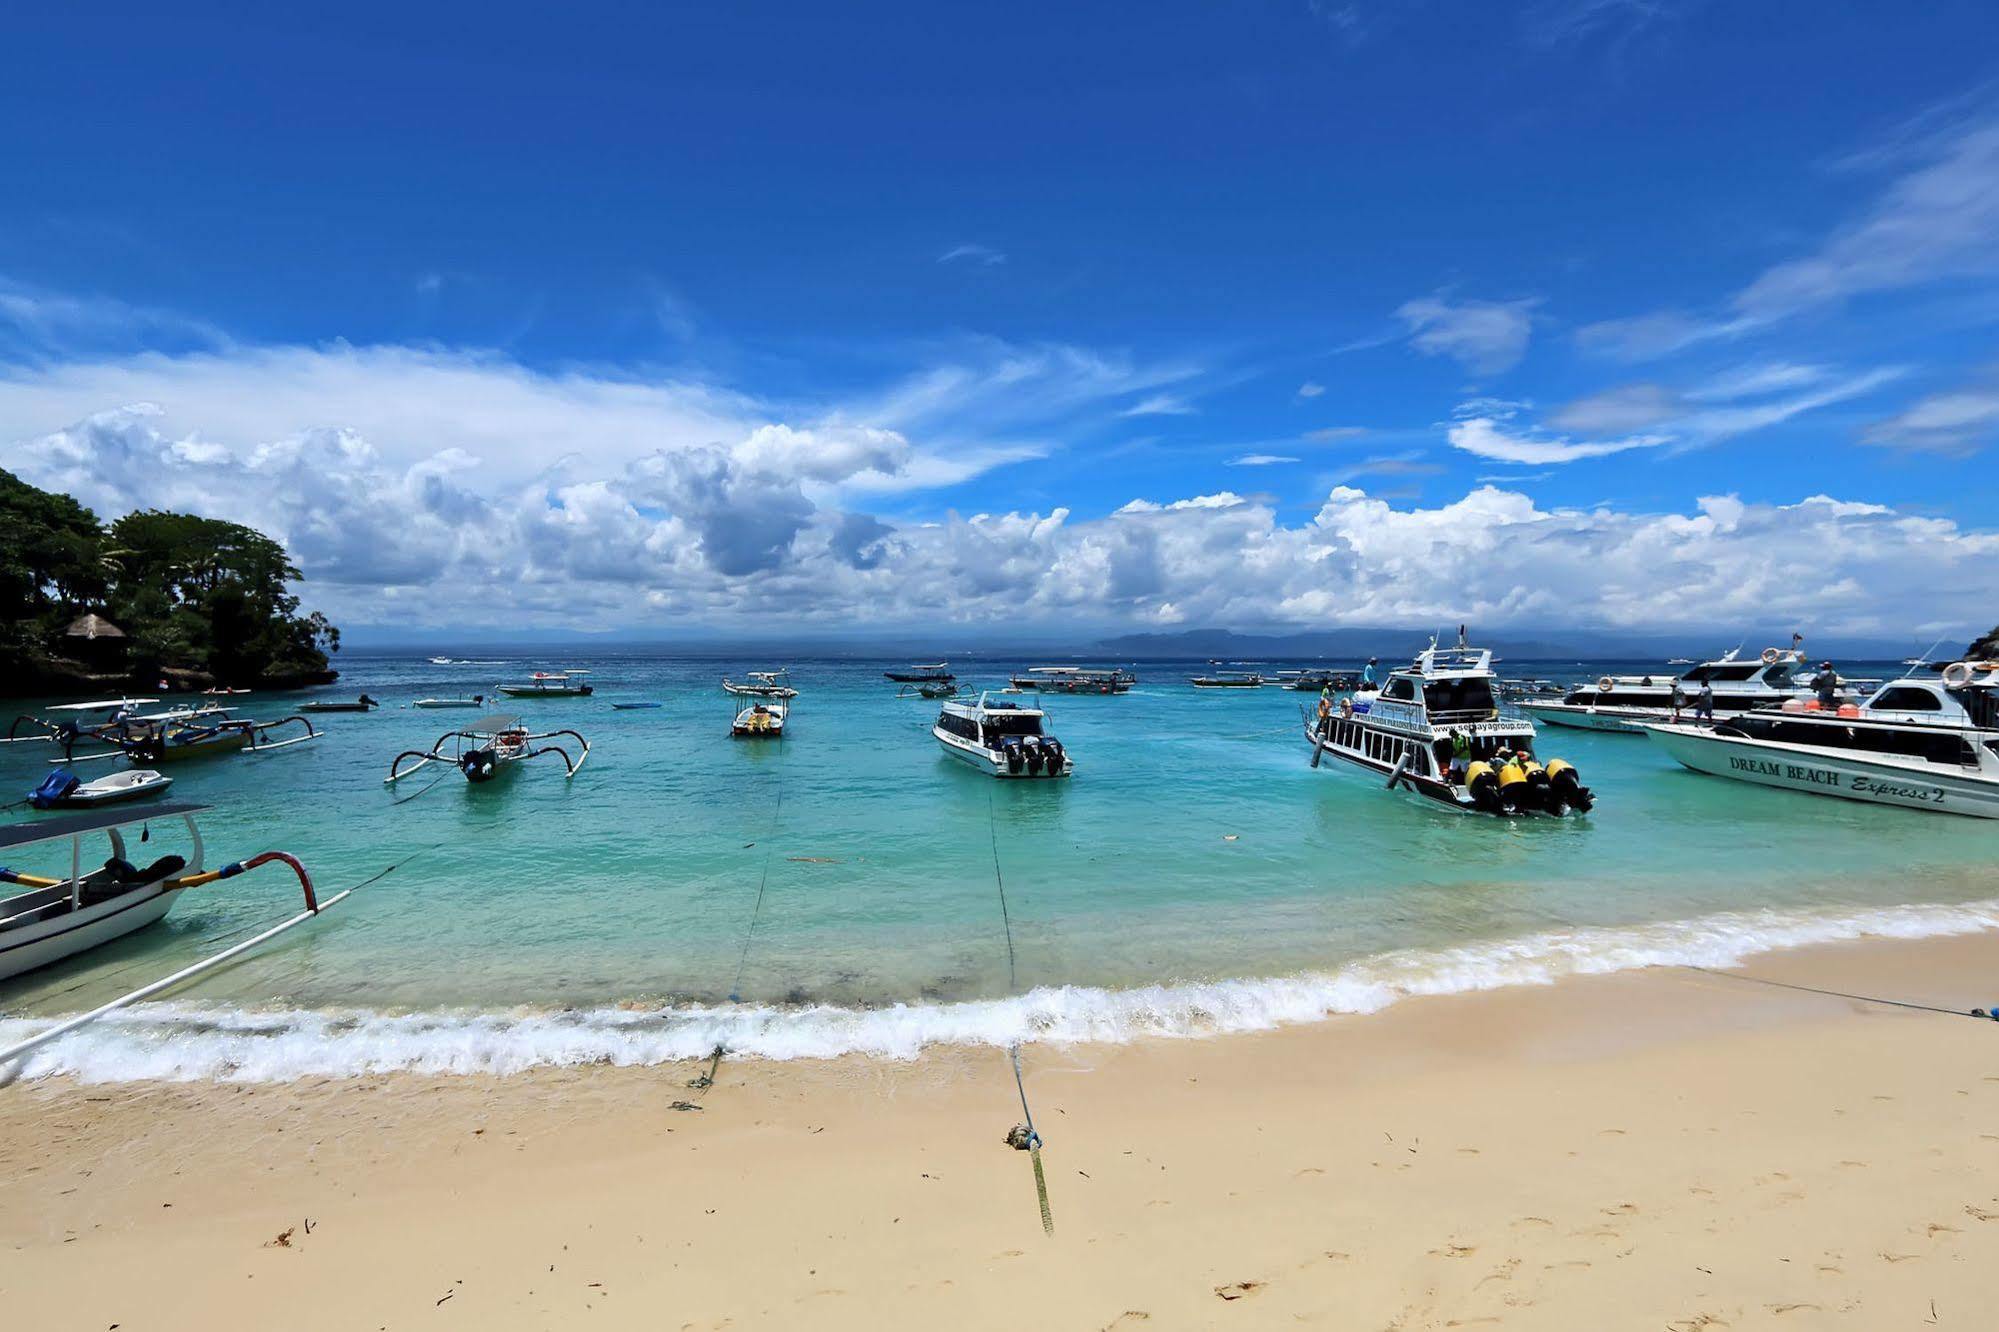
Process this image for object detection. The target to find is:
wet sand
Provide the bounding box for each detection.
[5,931,1999,1329]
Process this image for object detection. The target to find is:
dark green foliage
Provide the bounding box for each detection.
[1972,626,1999,660]
[0,467,339,689]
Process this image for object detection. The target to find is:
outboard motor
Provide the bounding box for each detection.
[460,747,500,782]
[1003,739,1025,774]
[1546,759,1593,813]
[1042,739,1065,774]
[1496,760,1529,813]
[28,768,81,810]
[1464,760,1502,813]
[1022,737,1045,775]
[1520,761,1555,814]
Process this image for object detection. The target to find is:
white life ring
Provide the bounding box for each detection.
[1942,661,1973,687]
[1596,676,1615,693]
[1761,646,1781,665]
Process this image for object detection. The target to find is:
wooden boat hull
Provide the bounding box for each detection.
[1644,723,1999,818]
[0,881,179,982]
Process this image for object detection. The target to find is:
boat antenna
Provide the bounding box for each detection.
[1903,634,1950,679]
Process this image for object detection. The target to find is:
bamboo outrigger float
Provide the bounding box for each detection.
[46,710,319,766]
[386,713,590,785]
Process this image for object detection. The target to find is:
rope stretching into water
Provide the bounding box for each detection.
[989,787,1054,1235]
[728,769,785,1004]
[1683,965,1999,1021]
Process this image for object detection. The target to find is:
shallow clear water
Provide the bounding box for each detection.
[4,654,1996,1080]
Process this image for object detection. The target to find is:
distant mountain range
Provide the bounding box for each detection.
[342,621,1958,662]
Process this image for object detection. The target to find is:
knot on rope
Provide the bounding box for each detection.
[1004,1123,1041,1151]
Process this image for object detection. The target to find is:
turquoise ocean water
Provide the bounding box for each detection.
[4,654,1997,1081]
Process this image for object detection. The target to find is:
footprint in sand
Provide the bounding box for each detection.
[1878,1251,1918,1263]
[1767,1303,1823,1316]
[1965,1205,1999,1222]
[1213,1281,1263,1301]
[1513,1217,1553,1229]
[1102,1313,1151,1329]
[1925,1223,1960,1237]
[1430,1243,1476,1258]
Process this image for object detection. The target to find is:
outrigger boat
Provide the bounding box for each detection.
[386,713,590,785]
[1303,630,1595,817]
[1520,646,1829,734]
[48,710,318,767]
[897,680,958,699]
[1190,671,1263,688]
[1006,666,1134,695]
[722,670,799,699]
[1272,668,1361,692]
[26,769,173,810]
[297,694,380,714]
[0,803,320,984]
[934,693,1072,778]
[497,671,594,699]
[885,662,954,684]
[731,700,788,738]
[1643,659,1999,818]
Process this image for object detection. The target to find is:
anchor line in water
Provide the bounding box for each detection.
[988,787,1053,1236]
[727,768,786,1005]
[1682,965,1999,1022]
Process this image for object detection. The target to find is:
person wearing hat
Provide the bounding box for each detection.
[1361,656,1378,689]
[1811,660,1840,709]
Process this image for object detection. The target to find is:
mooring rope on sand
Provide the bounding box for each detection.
[988,787,1054,1236]
[1683,964,1999,1022]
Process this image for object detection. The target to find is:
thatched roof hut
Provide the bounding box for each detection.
[65,613,127,641]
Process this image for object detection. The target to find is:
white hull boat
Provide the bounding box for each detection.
[28,769,173,809]
[1642,659,1999,818]
[732,701,788,738]
[1524,646,1837,735]
[934,694,1072,778]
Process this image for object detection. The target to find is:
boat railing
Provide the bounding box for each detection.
[1424,707,1501,726]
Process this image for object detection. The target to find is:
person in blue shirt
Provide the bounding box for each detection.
[1361,657,1378,689]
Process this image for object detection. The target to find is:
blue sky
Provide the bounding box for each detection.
[3,2,1997,640]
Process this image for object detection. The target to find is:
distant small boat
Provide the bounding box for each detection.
[723,670,798,699]
[1189,672,1263,688]
[387,713,590,785]
[497,671,594,699]
[201,687,252,697]
[298,694,380,714]
[885,662,954,684]
[413,695,485,710]
[429,656,453,665]
[731,701,788,738]
[27,768,173,809]
[612,701,663,710]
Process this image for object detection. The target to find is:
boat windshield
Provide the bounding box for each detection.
[983,712,1044,738]
[1682,662,1763,684]
[1422,677,1498,720]
[1951,686,1999,730]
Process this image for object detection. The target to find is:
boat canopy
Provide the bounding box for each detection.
[0,801,212,852]
[467,713,526,734]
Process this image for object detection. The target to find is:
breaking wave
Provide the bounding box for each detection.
[7,896,1998,1083]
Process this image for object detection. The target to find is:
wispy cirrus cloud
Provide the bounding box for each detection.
[1862,368,1999,455]
[1228,453,1301,466]
[938,243,1006,266]
[1395,294,1538,374]
[1120,392,1198,417]
[1546,363,1902,446]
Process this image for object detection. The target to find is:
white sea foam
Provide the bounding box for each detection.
[8,897,1999,1084]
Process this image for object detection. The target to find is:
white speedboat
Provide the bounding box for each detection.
[731,700,788,738]
[1644,660,1999,818]
[1521,646,1828,734]
[1304,630,1594,816]
[722,670,798,699]
[413,694,486,709]
[0,804,318,983]
[26,768,173,809]
[934,693,1072,777]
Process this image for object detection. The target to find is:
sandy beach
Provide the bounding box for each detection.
[5,931,1998,1329]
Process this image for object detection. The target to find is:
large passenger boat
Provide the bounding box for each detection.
[1006,666,1134,694]
[1644,660,1999,818]
[934,693,1073,778]
[1521,647,1824,734]
[1304,631,1595,816]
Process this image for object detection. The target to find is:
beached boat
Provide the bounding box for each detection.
[1006,666,1133,695]
[722,670,799,699]
[731,700,788,738]
[885,662,954,684]
[298,694,380,714]
[413,694,487,710]
[0,803,318,983]
[1304,630,1595,816]
[25,768,173,809]
[1643,660,1999,818]
[497,671,594,699]
[934,693,1072,778]
[386,713,590,785]
[1520,647,1836,734]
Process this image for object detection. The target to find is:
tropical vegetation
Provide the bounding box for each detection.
[0,467,339,695]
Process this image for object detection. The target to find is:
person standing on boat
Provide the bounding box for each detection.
[1671,681,1687,721]
[1695,680,1715,723]
[1811,661,1840,709]
[1362,657,1378,689]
